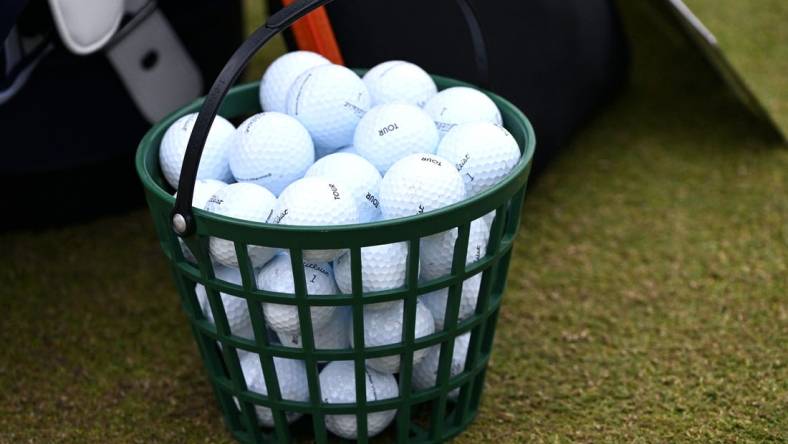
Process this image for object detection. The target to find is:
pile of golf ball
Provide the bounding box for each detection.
[159,51,522,439]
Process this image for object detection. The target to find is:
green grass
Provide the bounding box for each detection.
[1,1,785,443]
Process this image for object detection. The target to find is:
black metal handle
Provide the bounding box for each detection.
[172,0,489,237]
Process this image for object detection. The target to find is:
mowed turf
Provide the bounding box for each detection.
[0,1,785,443]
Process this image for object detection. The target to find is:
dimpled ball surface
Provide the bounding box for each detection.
[349,301,435,373]
[420,273,481,331]
[195,266,252,339]
[271,177,360,262]
[229,112,314,196]
[286,64,370,155]
[378,153,466,220]
[257,254,338,335]
[204,183,279,268]
[423,87,503,139]
[159,113,235,188]
[276,307,350,355]
[437,121,521,197]
[420,216,490,282]
[354,103,439,173]
[411,332,470,399]
[305,153,382,223]
[362,60,438,107]
[259,50,330,113]
[319,361,398,439]
[237,351,309,426]
[333,242,409,311]
[176,179,227,262]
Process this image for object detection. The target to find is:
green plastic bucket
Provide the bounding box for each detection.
[135,1,535,442]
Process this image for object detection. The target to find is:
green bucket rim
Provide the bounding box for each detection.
[135,73,536,248]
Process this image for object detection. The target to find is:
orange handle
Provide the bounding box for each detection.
[281,0,344,65]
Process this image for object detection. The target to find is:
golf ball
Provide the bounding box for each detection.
[229,112,314,196]
[286,64,370,155]
[423,87,502,139]
[159,113,235,188]
[236,351,309,426]
[362,60,437,107]
[270,177,360,262]
[304,153,382,223]
[195,266,253,339]
[378,153,466,220]
[437,122,520,197]
[411,332,470,399]
[333,242,410,311]
[319,361,398,439]
[259,50,330,113]
[419,216,490,282]
[354,103,439,173]
[204,183,279,268]
[276,306,350,355]
[349,300,435,373]
[420,273,482,330]
[257,254,338,335]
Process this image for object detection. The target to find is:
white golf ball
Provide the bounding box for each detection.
[362,60,437,107]
[159,113,235,188]
[419,216,490,282]
[259,50,330,113]
[270,177,360,262]
[411,332,470,399]
[354,103,439,173]
[319,361,398,439]
[286,64,370,155]
[204,183,279,268]
[195,266,252,339]
[257,254,338,335]
[420,273,481,331]
[333,242,410,311]
[236,351,309,426]
[276,306,350,355]
[229,112,315,196]
[305,153,382,223]
[437,122,521,197]
[349,301,435,373]
[423,87,502,139]
[378,153,466,220]
[176,179,228,262]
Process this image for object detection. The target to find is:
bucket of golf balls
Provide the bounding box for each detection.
[137,25,534,444]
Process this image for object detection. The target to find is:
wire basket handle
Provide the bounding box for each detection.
[172,0,489,237]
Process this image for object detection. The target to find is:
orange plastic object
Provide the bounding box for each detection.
[281,0,344,65]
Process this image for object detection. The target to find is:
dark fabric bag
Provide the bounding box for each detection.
[0,1,242,228]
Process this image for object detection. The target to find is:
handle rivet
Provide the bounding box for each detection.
[172,214,187,234]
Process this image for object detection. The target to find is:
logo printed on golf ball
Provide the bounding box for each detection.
[328,183,341,200]
[421,156,441,166]
[366,192,380,208]
[243,113,264,132]
[456,153,470,171]
[304,262,331,276]
[270,208,289,224]
[378,123,399,136]
[343,101,367,117]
